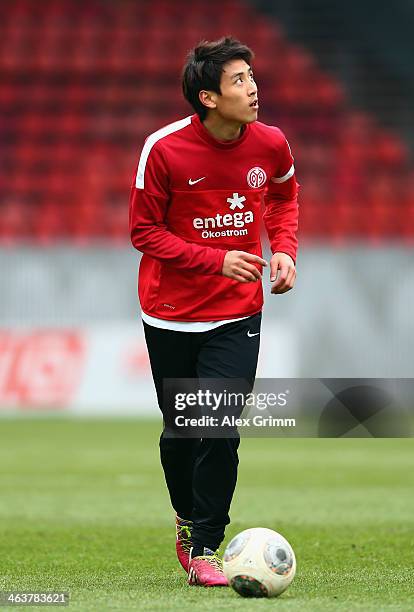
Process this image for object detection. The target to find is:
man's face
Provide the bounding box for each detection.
[207,58,258,124]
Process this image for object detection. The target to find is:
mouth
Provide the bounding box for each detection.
[249,99,259,109]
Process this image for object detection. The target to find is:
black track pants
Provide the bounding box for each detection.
[143,312,261,551]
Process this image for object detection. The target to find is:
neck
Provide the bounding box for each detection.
[202,114,244,141]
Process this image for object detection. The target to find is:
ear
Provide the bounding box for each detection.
[199,90,217,110]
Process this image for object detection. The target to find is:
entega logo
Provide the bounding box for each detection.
[193,211,254,239]
[193,193,254,239]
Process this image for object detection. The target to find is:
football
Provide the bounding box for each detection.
[223,527,296,597]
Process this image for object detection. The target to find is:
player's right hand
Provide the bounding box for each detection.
[222,250,267,283]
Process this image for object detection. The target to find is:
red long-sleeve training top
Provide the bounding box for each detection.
[129,114,299,321]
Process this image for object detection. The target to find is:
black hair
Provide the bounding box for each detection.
[182,36,254,120]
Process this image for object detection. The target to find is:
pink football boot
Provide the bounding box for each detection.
[188,547,228,587]
[175,515,193,572]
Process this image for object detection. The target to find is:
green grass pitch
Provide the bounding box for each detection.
[0,418,413,611]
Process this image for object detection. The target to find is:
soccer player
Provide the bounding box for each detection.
[129,36,299,587]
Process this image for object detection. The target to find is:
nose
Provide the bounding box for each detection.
[248,83,257,97]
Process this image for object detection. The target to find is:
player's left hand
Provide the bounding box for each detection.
[270,252,296,294]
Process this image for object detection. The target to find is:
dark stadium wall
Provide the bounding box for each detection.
[249,0,414,151]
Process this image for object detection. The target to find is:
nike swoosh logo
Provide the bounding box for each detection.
[247,331,260,337]
[188,177,206,185]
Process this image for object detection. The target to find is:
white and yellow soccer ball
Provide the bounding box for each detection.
[223,527,296,598]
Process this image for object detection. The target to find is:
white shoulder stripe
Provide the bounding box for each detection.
[135,116,193,188]
[271,164,295,184]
